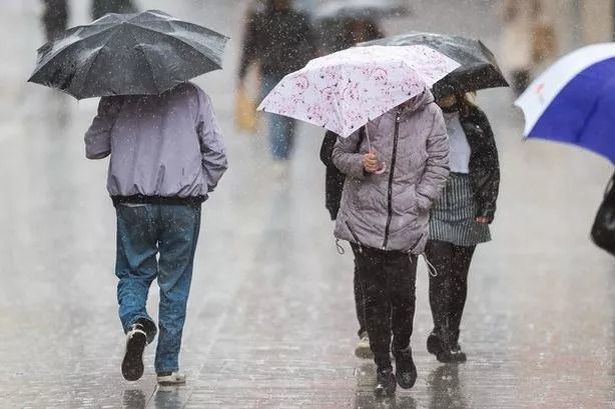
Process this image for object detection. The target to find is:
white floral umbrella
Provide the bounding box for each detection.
[258,45,460,137]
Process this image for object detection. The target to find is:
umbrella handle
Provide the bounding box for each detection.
[374,162,387,175]
[365,128,372,153]
[364,127,386,174]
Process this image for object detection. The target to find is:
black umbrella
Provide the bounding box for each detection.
[28,10,229,100]
[361,32,508,98]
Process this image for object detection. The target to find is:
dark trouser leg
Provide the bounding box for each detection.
[42,0,68,41]
[277,115,296,160]
[448,245,476,342]
[425,240,454,335]
[389,253,417,353]
[354,246,391,369]
[262,75,296,160]
[351,246,366,337]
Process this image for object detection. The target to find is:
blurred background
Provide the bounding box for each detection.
[1,0,615,408]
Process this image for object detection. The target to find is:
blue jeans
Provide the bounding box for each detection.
[262,74,296,160]
[115,203,201,373]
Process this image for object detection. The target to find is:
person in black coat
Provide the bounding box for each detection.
[319,17,384,359]
[426,93,500,363]
[238,0,316,161]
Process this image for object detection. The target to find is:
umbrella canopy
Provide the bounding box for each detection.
[313,0,411,21]
[361,32,508,98]
[28,10,229,100]
[258,45,460,137]
[515,43,615,164]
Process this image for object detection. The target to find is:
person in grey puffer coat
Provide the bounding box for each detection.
[85,82,227,386]
[332,89,449,395]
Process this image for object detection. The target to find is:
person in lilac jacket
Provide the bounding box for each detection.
[85,82,228,385]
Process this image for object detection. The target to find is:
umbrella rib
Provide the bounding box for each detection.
[167,19,230,41]
[126,30,160,95]
[34,25,118,69]
[128,23,226,68]
[76,28,130,98]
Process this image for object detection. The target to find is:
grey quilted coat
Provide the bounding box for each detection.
[332,91,450,254]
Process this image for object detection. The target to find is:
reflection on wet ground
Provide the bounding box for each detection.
[1,1,615,408]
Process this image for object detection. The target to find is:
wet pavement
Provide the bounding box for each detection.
[1,1,615,408]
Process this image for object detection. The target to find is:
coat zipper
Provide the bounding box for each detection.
[382,110,402,250]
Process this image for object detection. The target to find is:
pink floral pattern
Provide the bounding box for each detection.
[258,45,460,137]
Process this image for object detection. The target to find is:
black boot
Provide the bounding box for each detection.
[446,345,467,363]
[393,347,417,389]
[426,328,444,356]
[434,329,466,364]
[447,330,467,363]
[374,367,396,397]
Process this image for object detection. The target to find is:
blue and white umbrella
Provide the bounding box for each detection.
[515,43,615,164]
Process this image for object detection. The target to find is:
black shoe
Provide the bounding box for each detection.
[448,330,467,362]
[435,344,467,364]
[426,331,444,356]
[448,344,467,363]
[393,347,417,389]
[374,367,396,397]
[121,323,147,381]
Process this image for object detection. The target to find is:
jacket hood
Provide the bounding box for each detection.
[402,88,435,114]
[379,88,435,122]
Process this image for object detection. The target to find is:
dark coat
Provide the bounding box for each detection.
[459,105,500,221]
[320,131,345,220]
[239,8,316,80]
[591,172,615,256]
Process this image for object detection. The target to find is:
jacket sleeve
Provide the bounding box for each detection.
[416,107,450,211]
[84,97,121,160]
[196,89,228,193]
[474,109,500,221]
[320,131,339,167]
[332,128,366,180]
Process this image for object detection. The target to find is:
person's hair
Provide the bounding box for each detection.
[455,92,477,116]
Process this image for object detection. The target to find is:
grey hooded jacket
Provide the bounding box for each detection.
[332,90,449,254]
[85,82,227,205]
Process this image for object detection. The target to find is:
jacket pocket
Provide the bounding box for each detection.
[396,187,418,215]
[355,182,379,211]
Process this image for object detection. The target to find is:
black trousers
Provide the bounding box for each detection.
[351,248,366,338]
[425,240,476,344]
[42,0,68,41]
[352,244,417,369]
